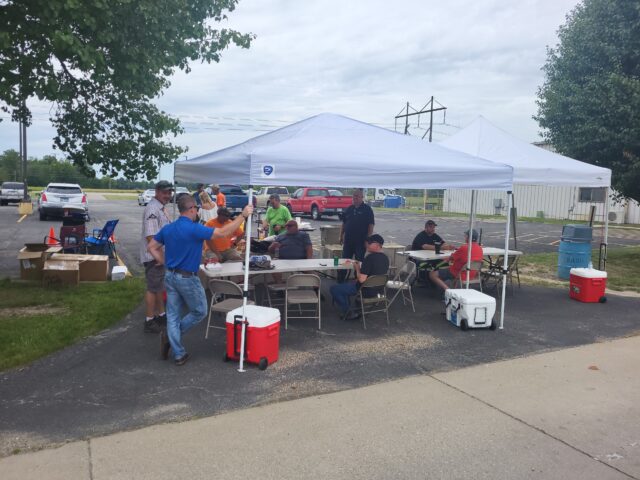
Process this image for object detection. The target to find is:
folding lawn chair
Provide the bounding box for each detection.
[85,219,119,258]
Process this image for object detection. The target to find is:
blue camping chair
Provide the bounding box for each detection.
[85,219,119,258]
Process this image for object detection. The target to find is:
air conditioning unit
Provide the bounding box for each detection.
[493,198,503,208]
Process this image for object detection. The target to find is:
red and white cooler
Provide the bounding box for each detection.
[226,305,280,370]
[569,268,607,303]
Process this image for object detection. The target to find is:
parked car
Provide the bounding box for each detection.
[286,187,352,220]
[219,184,256,214]
[0,181,25,205]
[255,186,290,208]
[171,186,190,202]
[38,183,89,221]
[138,189,155,206]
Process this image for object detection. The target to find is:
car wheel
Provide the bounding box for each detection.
[311,205,321,220]
[0,200,5,206]
[39,210,47,221]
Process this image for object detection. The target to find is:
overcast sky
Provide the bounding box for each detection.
[0,0,581,180]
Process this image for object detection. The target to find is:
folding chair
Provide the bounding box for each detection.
[357,274,390,330]
[386,261,417,312]
[482,256,520,295]
[284,274,321,330]
[454,260,483,291]
[205,279,254,339]
[44,224,88,254]
[85,219,119,258]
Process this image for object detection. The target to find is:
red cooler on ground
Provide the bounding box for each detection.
[569,267,607,303]
[225,305,280,370]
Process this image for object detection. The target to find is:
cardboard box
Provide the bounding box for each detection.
[320,226,341,246]
[42,260,80,287]
[17,244,64,281]
[321,244,343,259]
[50,253,109,282]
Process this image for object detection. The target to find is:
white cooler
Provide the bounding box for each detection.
[444,289,496,330]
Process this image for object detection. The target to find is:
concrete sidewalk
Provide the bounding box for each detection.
[2,336,638,480]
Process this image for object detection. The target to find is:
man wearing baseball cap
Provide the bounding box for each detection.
[429,229,483,291]
[411,220,453,251]
[330,233,389,321]
[139,180,174,333]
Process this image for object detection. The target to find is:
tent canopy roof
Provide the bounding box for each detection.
[175,113,513,190]
[439,116,611,187]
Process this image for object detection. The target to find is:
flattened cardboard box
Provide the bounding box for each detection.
[43,260,80,287]
[17,244,64,281]
[51,253,109,281]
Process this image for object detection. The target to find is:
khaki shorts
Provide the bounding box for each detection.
[144,261,165,293]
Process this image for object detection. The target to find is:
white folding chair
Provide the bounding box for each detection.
[284,274,322,330]
[205,279,254,338]
[386,261,416,312]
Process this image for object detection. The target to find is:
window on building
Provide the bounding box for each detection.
[578,187,606,203]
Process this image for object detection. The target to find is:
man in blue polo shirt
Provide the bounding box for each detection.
[148,195,253,366]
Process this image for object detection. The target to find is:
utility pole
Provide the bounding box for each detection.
[395,97,447,214]
[394,97,447,142]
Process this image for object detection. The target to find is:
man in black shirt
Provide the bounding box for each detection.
[330,234,389,321]
[339,188,374,281]
[411,220,452,251]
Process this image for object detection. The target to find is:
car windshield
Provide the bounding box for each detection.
[47,186,82,194]
[2,182,24,189]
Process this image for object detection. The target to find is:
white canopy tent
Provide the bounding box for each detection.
[440,116,613,252]
[174,113,515,371]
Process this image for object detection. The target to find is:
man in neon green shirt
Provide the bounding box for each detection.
[262,194,292,236]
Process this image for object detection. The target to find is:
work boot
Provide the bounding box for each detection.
[144,318,161,334]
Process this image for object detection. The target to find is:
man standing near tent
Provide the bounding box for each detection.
[147,195,253,366]
[140,180,173,334]
[429,229,483,291]
[339,188,374,281]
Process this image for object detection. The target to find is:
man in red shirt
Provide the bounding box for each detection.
[429,229,483,291]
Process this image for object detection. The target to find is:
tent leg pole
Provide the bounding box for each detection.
[237,187,254,373]
[602,187,610,271]
[499,191,512,330]
[466,190,476,289]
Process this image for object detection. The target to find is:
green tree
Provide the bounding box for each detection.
[0,0,253,179]
[535,0,640,199]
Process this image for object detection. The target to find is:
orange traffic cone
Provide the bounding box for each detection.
[47,227,59,245]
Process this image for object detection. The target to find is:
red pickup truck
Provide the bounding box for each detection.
[286,187,353,220]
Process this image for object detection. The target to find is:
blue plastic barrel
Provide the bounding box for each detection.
[383,195,402,208]
[561,224,593,242]
[557,240,592,279]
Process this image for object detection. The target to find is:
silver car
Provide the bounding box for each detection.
[138,189,155,206]
[38,183,89,221]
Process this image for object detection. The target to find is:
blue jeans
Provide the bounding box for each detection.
[330,281,358,314]
[338,241,366,282]
[164,270,208,359]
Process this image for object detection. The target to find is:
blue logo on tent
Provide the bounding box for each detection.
[263,165,274,176]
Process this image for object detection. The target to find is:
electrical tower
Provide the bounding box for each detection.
[394,96,447,142]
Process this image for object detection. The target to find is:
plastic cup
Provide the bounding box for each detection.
[435,242,442,255]
[333,256,339,266]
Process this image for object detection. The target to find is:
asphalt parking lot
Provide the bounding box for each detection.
[2,194,639,279]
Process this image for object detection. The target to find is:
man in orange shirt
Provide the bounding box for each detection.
[429,229,483,291]
[209,184,226,208]
[204,207,244,262]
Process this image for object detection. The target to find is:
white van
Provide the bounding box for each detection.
[0,182,25,205]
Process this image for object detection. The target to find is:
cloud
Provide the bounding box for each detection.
[0,0,581,179]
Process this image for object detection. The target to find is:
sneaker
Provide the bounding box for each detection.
[160,328,170,360]
[156,313,167,327]
[144,318,161,334]
[175,353,190,366]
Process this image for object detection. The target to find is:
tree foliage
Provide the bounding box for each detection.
[535,0,640,199]
[0,0,253,179]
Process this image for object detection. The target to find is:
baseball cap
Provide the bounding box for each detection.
[464,229,479,241]
[425,220,437,226]
[155,180,174,191]
[366,234,384,245]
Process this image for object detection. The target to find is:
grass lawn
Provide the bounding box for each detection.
[518,245,640,292]
[0,277,145,371]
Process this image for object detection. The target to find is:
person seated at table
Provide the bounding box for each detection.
[330,234,389,321]
[429,229,483,291]
[411,219,453,251]
[263,194,292,236]
[268,220,313,260]
[204,207,245,263]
